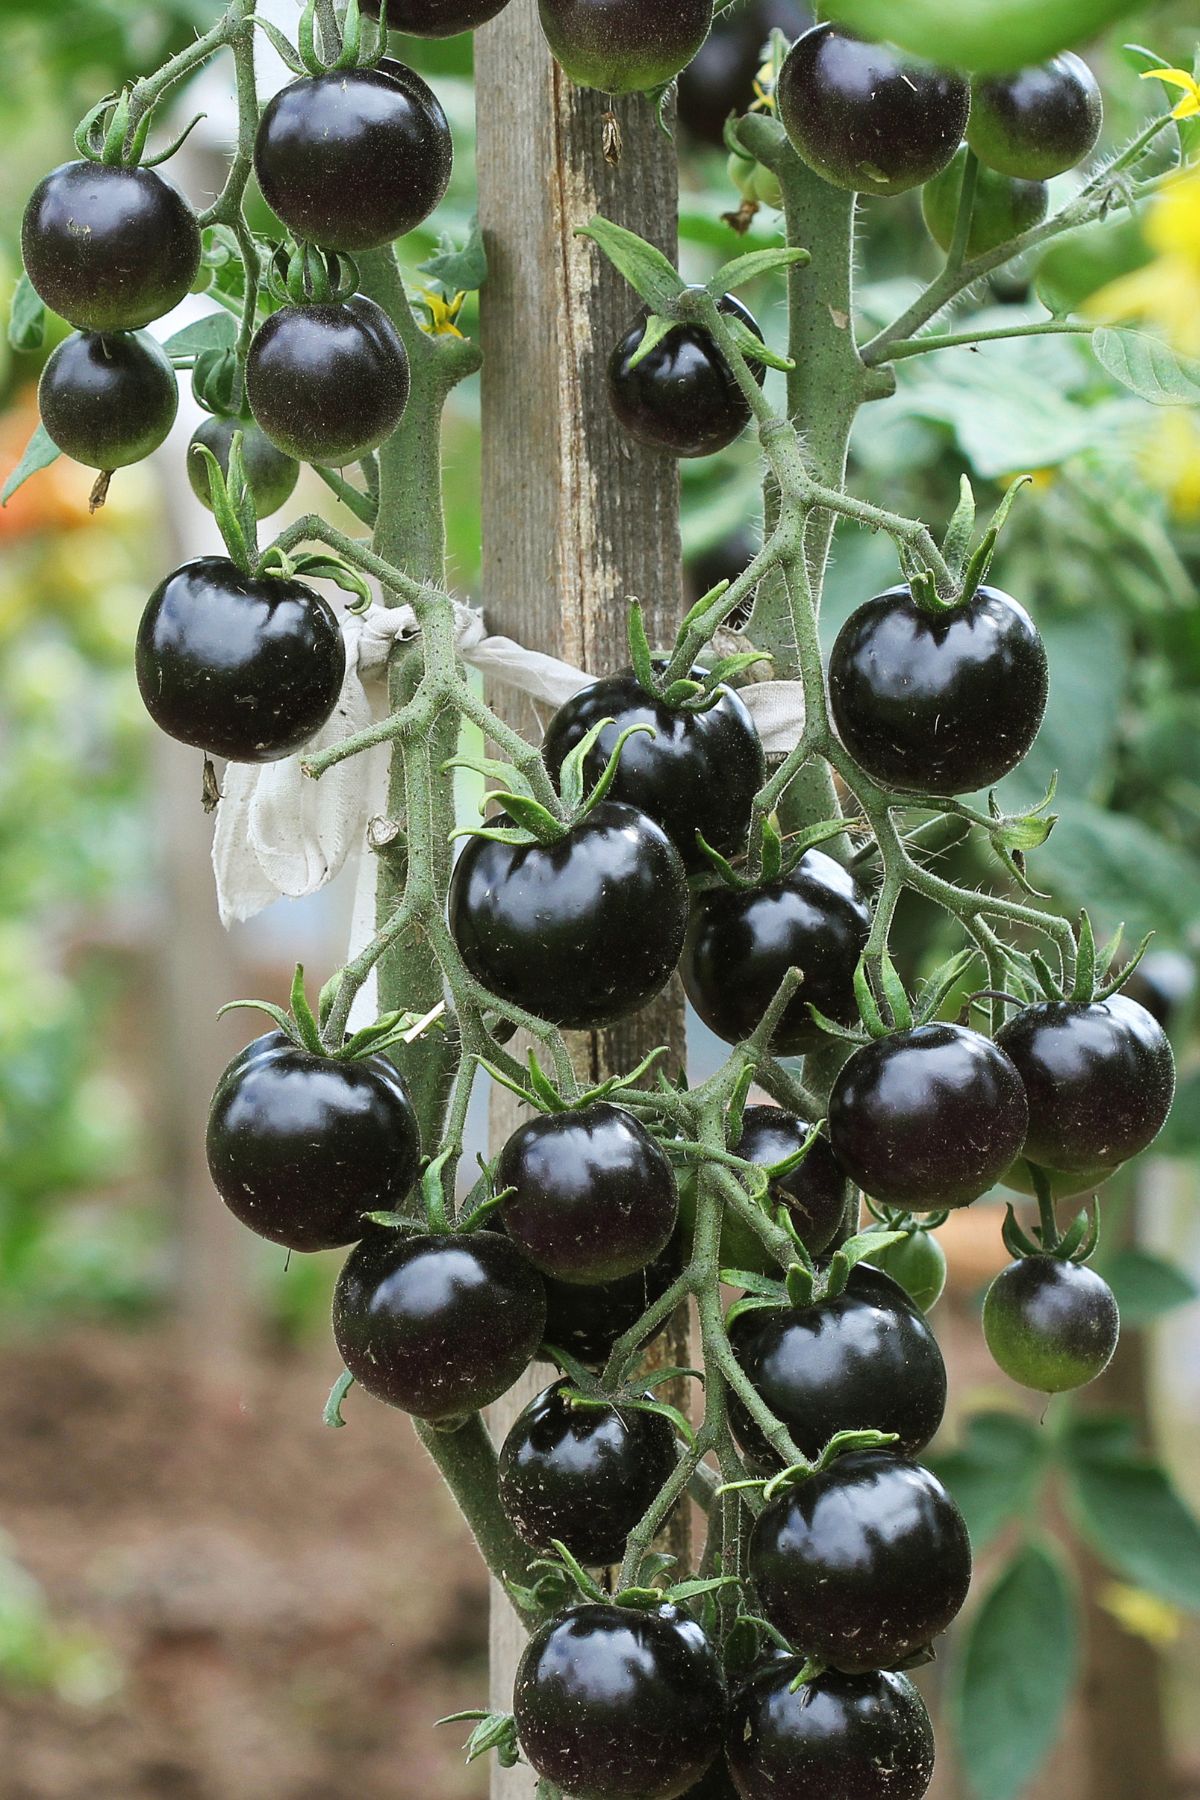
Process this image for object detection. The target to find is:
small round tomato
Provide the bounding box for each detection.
[608,294,765,459]
[515,1602,726,1800]
[829,583,1048,796]
[969,55,1102,182]
[39,331,178,472]
[360,0,512,30]
[498,1379,678,1566]
[872,1229,948,1313]
[541,1234,684,1369]
[247,295,409,466]
[828,1024,1029,1211]
[984,1257,1119,1395]
[538,0,714,95]
[749,1451,972,1673]
[727,1661,936,1800]
[187,415,299,521]
[922,146,1049,258]
[681,1107,850,1275]
[333,1230,546,1419]
[678,0,812,147]
[682,851,871,1055]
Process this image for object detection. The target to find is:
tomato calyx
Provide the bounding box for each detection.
[726,1221,911,1328]
[1028,909,1155,1014]
[1001,1161,1102,1268]
[719,1427,902,1500]
[448,713,657,848]
[523,1535,737,1619]
[219,962,446,1064]
[807,945,977,1051]
[627,600,767,713]
[436,1708,520,1772]
[73,85,206,171]
[295,0,391,77]
[695,812,848,894]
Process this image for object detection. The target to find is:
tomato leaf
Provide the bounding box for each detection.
[419,218,488,296]
[1092,327,1200,407]
[1062,1418,1200,1608]
[163,309,238,359]
[1102,1248,1198,1325]
[0,423,60,507]
[823,0,1144,72]
[930,1411,1047,1551]
[8,272,46,353]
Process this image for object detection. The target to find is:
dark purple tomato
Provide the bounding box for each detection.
[727,1661,935,1800]
[682,850,871,1055]
[828,1024,1029,1211]
[677,1,812,147]
[608,293,765,459]
[538,0,714,95]
[969,55,1102,182]
[246,295,409,466]
[187,415,299,520]
[749,1451,972,1673]
[541,667,765,870]
[38,330,178,471]
[778,25,969,197]
[135,555,345,762]
[682,1762,739,1799]
[681,1106,850,1274]
[541,1234,684,1369]
[205,1031,420,1251]
[360,0,512,30]
[447,801,689,1030]
[497,1102,678,1284]
[254,64,451,253]
[922,146,1049,258]
[829,584,1048,797]
[22,160,200,333]
[332,1229,546,1419]
[498,1379,678,1566]
[515,1602,726,1800]
[984,1257,1119,1394]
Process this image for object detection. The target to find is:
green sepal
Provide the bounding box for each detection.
[680,578,731,633]
[823,1229,909,1299]
[1002,1203,1042,1260]
[8,273,46,354]
[813,1427,899,1472]
[74,90,120,163]
[421,1147,456,1235]
[1030,950,1065,1003]
[662,678,706,706]
[787,1657,826,1694]
[318,973,341,1028]
[558,714,616,815]
[724,311,794,372]
[915,946,979,1025]
[961,475,1033,605]
[216,996,302,1045]
[726,1061,758,1147]
[338,1004,447,1062]
[135,108,207,169]
[189,441,254,572]
[578,1044,669,1109]
[436,1710,521,1771]
[527,1049,567,1113]
[245,14,307,74]
[708,246,811,296]
[942,475,977,579]
[724,1291,787,1331]
[361,1211,422,1230]
[548,1539,607,1604]
[0,423,60,507]
[785,1262,816,1309]
[1095,932,1154,1003]
[455,1187,515,1234]
[853,959,888,1040]
[548,1347,606,1397]
[878,951,915,1032]
[627,600,659,695]
[333,0,364,69]
[290,964,324,1055]
[762,1124,823,1184]
[576,216,687,315]
[721,1268,787,1302]
[323,1369,355,1428]
[627,314,677,371]
[297,0,322,73]
[576,723,656,821]
[1055,1205,1095,1265]
[277,550,372,613]
[622,1394,696,1448]
[1071,910,1098,1004]
[805,1005,871,1046]
[99,87,134,166]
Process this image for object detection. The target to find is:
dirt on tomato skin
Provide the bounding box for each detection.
[0,1326,488,1799]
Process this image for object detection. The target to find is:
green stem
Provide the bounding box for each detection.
[884,320,1098,363]
[414,1416,540,1621]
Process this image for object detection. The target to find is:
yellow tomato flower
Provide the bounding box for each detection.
[1140,67,1200,120]
[420,288,467,338]
[1099,1582,1183,1648]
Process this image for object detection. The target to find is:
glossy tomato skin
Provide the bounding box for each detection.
[609,294,765,460]
[22,161,200,333]
[969,55,1102,181]
[333,1230,546,1419]
[678,0,811,146]
[515,1602,726,1800]
[206,1031,420,1251]
[922,146,1049,258]
[187,415,299,520]
[828,1024,1029,1211]
[360,0,511,30]
[749,1452,972,1673]
[448,801,689,1030]
[778,25,969,198]
[727,1661,935,1800]
[542,668,765,870]
[135,556,345,762]
[498,1102,678,1284]
[39,331,178,471]
[682,1107,849,1275]
[498,1379,678,1566]
[829,584,1048,796]
[996,996,1175,1180]
[729,1265,947,1466]
[682,850,871,1055]
[246,295,410,465]
[541,1233,684,1369]
[538,0,714,95]
[984,1257,1119,1394]
[254,64,451,252]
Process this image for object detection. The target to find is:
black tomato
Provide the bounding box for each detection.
[447,801,689,1030]
[873,1229,948,1313]
[682,850,871,1055]
[681,1763,738,1799]
[359,0,511,30]
[969,55,1103,182]
[187,415,299,521]
[922,146,1049,259]
[541,667,765,870]
[254,64,451,253]
[984,1257,1119,1395]
[778,25,969,198]
[608,293,765,459]
[729,1265,947,1466]
[498,1379,678,1566]
[246,295,410,466]
[205,1031,420,1252]
[678,1,812,147]
[727,1661,935,1800]
[136,556,345,762]
[514,1602,726,1800]
[538,0,714,95]
[829,583,1049,797]
[332,1229,546,1419]
[996,996,1175,1183]
[680,1106,849,1274]
[22,160,200,333]
[497,1102,678,1284]
[828,1023,1029,1211]
[38,330,178,472]
[541,1234,684,1369]
[749,1451,972,1673]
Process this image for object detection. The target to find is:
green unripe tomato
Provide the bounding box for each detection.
[538,0,714,96]
[873,1229,947,1313]
[751,163,783,208]
[922,147,1048,259]
[983,1257,1119,1394]
[968,54,1102,182]
[188,415,300,521]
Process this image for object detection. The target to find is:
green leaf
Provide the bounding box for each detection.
[8,272,46,353]
[725,315,794,372]
[953,1542,1079,1800]
[1092,328,1200,407]
[708,245,810,294]
[930,1411,1046,1552]
[163,310,238,358]
[0,423,60,506]
[577,216,686,314]
[823,0,1144,72]
[419,218,488,295]
[1063,1421,1200,1609]
[1103,1248,1198,1326]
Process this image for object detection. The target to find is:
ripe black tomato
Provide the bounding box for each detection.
[727,1661,935,1800]
[498,1379,678,1566]
[922,146,1049,258]
[778,25,969,198]
[136,556,345,762]
[541,667,765,871]
[677,1,812,147]
[608,294,765,459]
[749,1451,972,1673]
[187,415,299,521]
[514,1602,726,1800]
[682,850,871,1055]
[984,1257,1119,1394]
[872,1229,948,1313]
[254,64,451,253]
[22,160,200,333]
[447,801,689,1030]
[38,330,178,472]
[206,1031,420,1252]
[359,0,511,30]
[681,1763,738,1799]
[541,1234,683,1369]
[497,1102,678,1285]
[332,1229,546,1419]
[246,295,410,466]
[828,1024,1029,1211]
[538,0,714,95]
[680,1106,849,1275]
[828,583,1048,797]
[728,1265,947,1466]
[969,55,1103,182]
